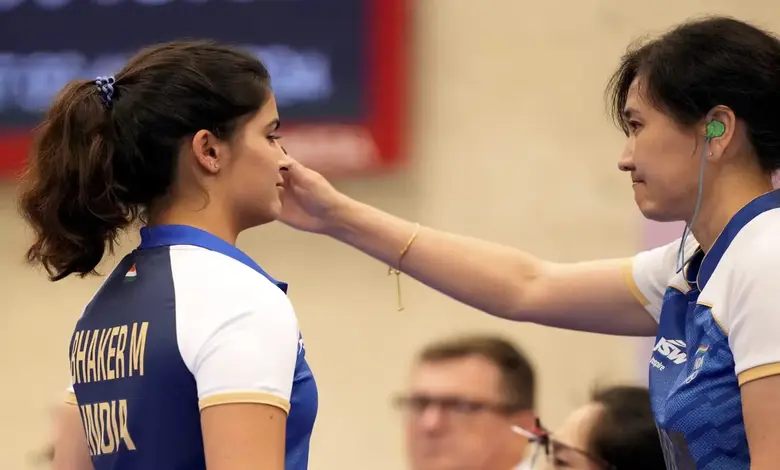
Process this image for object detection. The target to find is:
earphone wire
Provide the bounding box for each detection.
[676,137,711,273]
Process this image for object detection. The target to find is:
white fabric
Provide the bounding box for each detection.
[630,235,699,322]
[66,245,301,407]
[697,209,780,379]
[630,209,780,382]
[170,246,300,408]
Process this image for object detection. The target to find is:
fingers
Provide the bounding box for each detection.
[284,156,302,171]
[279,155,310,189]
[279,153,323,186]
[285,157,315,181]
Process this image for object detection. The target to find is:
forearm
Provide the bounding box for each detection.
[326,198,546,319]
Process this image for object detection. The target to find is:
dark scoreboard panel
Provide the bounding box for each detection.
[0,0,409,177]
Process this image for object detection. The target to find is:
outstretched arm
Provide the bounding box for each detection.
[327,197,658,336]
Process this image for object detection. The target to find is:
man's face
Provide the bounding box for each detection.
[402,355,532,470]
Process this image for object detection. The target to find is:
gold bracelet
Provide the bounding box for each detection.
[388,223,421,311]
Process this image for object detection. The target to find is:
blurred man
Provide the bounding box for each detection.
[396,335,537,470]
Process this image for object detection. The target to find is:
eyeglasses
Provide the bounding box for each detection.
[394,394,521,420]
[516,419,616,470]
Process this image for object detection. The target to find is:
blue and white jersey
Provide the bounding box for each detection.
[626,190,780,470]
[64,224,318,470]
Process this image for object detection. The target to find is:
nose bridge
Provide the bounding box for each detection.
[417,403,447,431]
[278,144,291,162]
[617,136,635,170]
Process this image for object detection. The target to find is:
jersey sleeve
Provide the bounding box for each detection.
[625,236,697,322]
[724,242,780,386]
[177,282,300,414]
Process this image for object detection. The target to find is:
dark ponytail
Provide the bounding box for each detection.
[18,40,272,281]
[19,79,137,281]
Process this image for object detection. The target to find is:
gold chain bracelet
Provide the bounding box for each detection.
[387,223,421,311]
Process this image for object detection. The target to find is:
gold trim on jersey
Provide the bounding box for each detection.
[622,259,650,307]
[695,301,728,335]
[668,284,689,295]
[622,257,693,309]
[199,392,290,414]
[738,362,780,386]
[65,391,78,405]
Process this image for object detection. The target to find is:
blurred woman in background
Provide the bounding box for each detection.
[529,386,664,470]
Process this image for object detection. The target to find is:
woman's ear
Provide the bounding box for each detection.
[704,106,736,162]
[190,130,224,174]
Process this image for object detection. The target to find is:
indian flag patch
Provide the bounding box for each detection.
[125,264,137,281]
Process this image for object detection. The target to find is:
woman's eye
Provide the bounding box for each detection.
[628,121,642,132]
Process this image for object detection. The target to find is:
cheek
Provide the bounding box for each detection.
[657,156,701,194]
[229,145,280,198]
[634,132,665,165]
[256,142,281,171]
[240,137,279,168]
[636,137,692,183]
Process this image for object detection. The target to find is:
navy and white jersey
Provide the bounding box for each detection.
[64,225,318,470]
[626,190,780,470]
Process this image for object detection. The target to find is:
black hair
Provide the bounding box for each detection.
[18,40,272,281]
[419,334,536,410]
[607,16,780,172]
[588,386,665,470]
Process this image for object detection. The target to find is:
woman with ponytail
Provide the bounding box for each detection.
[22,40,316,470]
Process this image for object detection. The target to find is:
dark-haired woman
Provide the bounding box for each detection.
[22,41,316,470]
[527,386,665,470]
[275,16,780,470]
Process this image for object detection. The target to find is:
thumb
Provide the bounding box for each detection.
[281,155,316,190]
[281,154,303,175]
[284,157,304,175]
[285,157,319,184]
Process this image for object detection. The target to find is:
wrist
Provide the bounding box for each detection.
[322,194,363,239]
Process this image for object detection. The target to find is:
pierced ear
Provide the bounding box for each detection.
[191,130,221,174]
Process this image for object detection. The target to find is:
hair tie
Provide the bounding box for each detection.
[94,76,116,108]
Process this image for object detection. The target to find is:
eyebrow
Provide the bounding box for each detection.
[266,118,281,131]
[622,107,640,120]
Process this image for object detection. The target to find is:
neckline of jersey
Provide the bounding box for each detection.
[137,224,288,293]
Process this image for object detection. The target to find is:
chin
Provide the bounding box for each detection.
[638,207,679,222]
[635,196,679,222]
[639,207,675,222]
[267,198,283,220]
[242,205,281,229]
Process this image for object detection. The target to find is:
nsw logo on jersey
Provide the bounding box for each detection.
[651,337,687,371]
